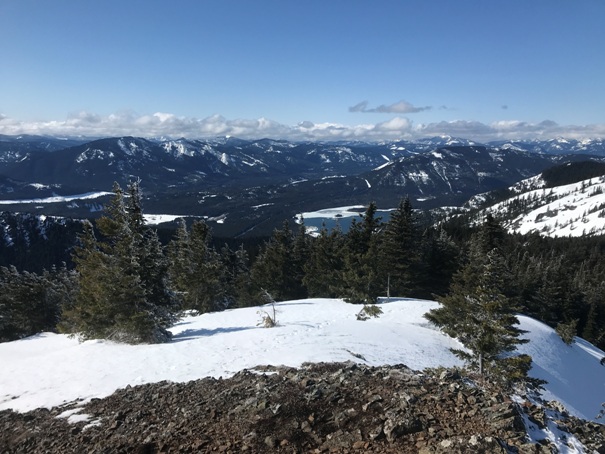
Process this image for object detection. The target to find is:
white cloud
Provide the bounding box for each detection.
[375,117,412,131]
[0,112,603,142]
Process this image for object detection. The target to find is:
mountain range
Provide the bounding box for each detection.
[1,134,604,236]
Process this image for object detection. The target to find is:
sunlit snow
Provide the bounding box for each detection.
[486,175,605,237]
[0,191,112,205]
[1,298,603,429]
[297,205,366,220]
[143,214,190,225]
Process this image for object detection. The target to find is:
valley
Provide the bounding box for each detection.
[1,135,605,237]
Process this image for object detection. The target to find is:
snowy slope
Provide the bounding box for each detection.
[1,298,603,425]
[477,175,605,237]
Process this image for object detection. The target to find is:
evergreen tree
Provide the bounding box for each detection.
[291,219,310,297]
[341,238,382,304]
[425,218,530,383]
[167,219,226,313]
[420,227,460,298]
[581,286,603,344]
[139,228,178,327]
[340,203,383,304]
[166,218,191,302]
[531,255,580,326]
[60,183,175,343]
[477,213,505,252]
[60,221,121,340]
[556,318,578,345]
[126,180,177,327]
[303,224,345,297]
[380,197,421,297]
[220,244,255,307]
[0,265,74,342]
[250,220,306,302]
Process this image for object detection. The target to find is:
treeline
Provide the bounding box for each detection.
[2,181,605,350]
[0,212,82,272]
[443,215,605,350]
[506,232,605,347]
[0,189,457,343]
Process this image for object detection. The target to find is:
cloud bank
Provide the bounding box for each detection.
[0,111,604,142]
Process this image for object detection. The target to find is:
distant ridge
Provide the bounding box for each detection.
[0,134,604,237]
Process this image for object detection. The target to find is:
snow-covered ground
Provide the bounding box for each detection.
[0,191,112,205]
[1,298,603,428]
[142,214,194,225]
[484,175,605,237]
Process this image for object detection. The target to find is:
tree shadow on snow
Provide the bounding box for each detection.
[170,326,257,342]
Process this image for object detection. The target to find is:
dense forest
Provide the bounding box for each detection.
[2,181,605,357]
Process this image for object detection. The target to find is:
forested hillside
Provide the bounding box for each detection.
[2,180,605,357]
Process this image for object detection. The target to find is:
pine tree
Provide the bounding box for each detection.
[556,318,578,345]
[60,183,176,343]
[581,287,603,344]
[0,266,71,341]
[420,227,460,298]
[166,218,191,303]
[220,244,255,307]
[380,197,421,297]
[340,203,383,304]
[250,220,306,302]
[126,180,177,328]
[303,224,345,297]
[425,219,530,383]
[167,219,226,313]
[139,229,177,327]
[291,219,310,298]
[189,220,225,312]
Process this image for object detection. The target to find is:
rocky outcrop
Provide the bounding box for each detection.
[1,362,603,453]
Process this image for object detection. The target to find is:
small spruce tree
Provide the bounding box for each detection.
[425,218,530,384]
[60,182,176,343]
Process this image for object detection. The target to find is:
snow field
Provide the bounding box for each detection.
[0,298,603,426]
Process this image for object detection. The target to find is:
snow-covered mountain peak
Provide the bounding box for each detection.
[161,140,196,157]
[75,147,115,163]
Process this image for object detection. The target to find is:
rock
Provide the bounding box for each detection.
[1,362,603,453]
[264,436,277,448]
[383,411,423,442]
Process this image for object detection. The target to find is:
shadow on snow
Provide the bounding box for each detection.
[170,326,257,342]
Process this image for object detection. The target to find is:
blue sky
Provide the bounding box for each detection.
[1,0,604,141]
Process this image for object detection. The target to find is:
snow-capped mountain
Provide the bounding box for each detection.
[0,136,414,193]
[364,145,558,208]
[464,161,605,237]
[488,137,605,156]
[0,134,89,162]
[1,134,605,237]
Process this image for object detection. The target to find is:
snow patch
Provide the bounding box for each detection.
[0,192,113,205]
[298,205,366,220]
[0,298,603,429]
